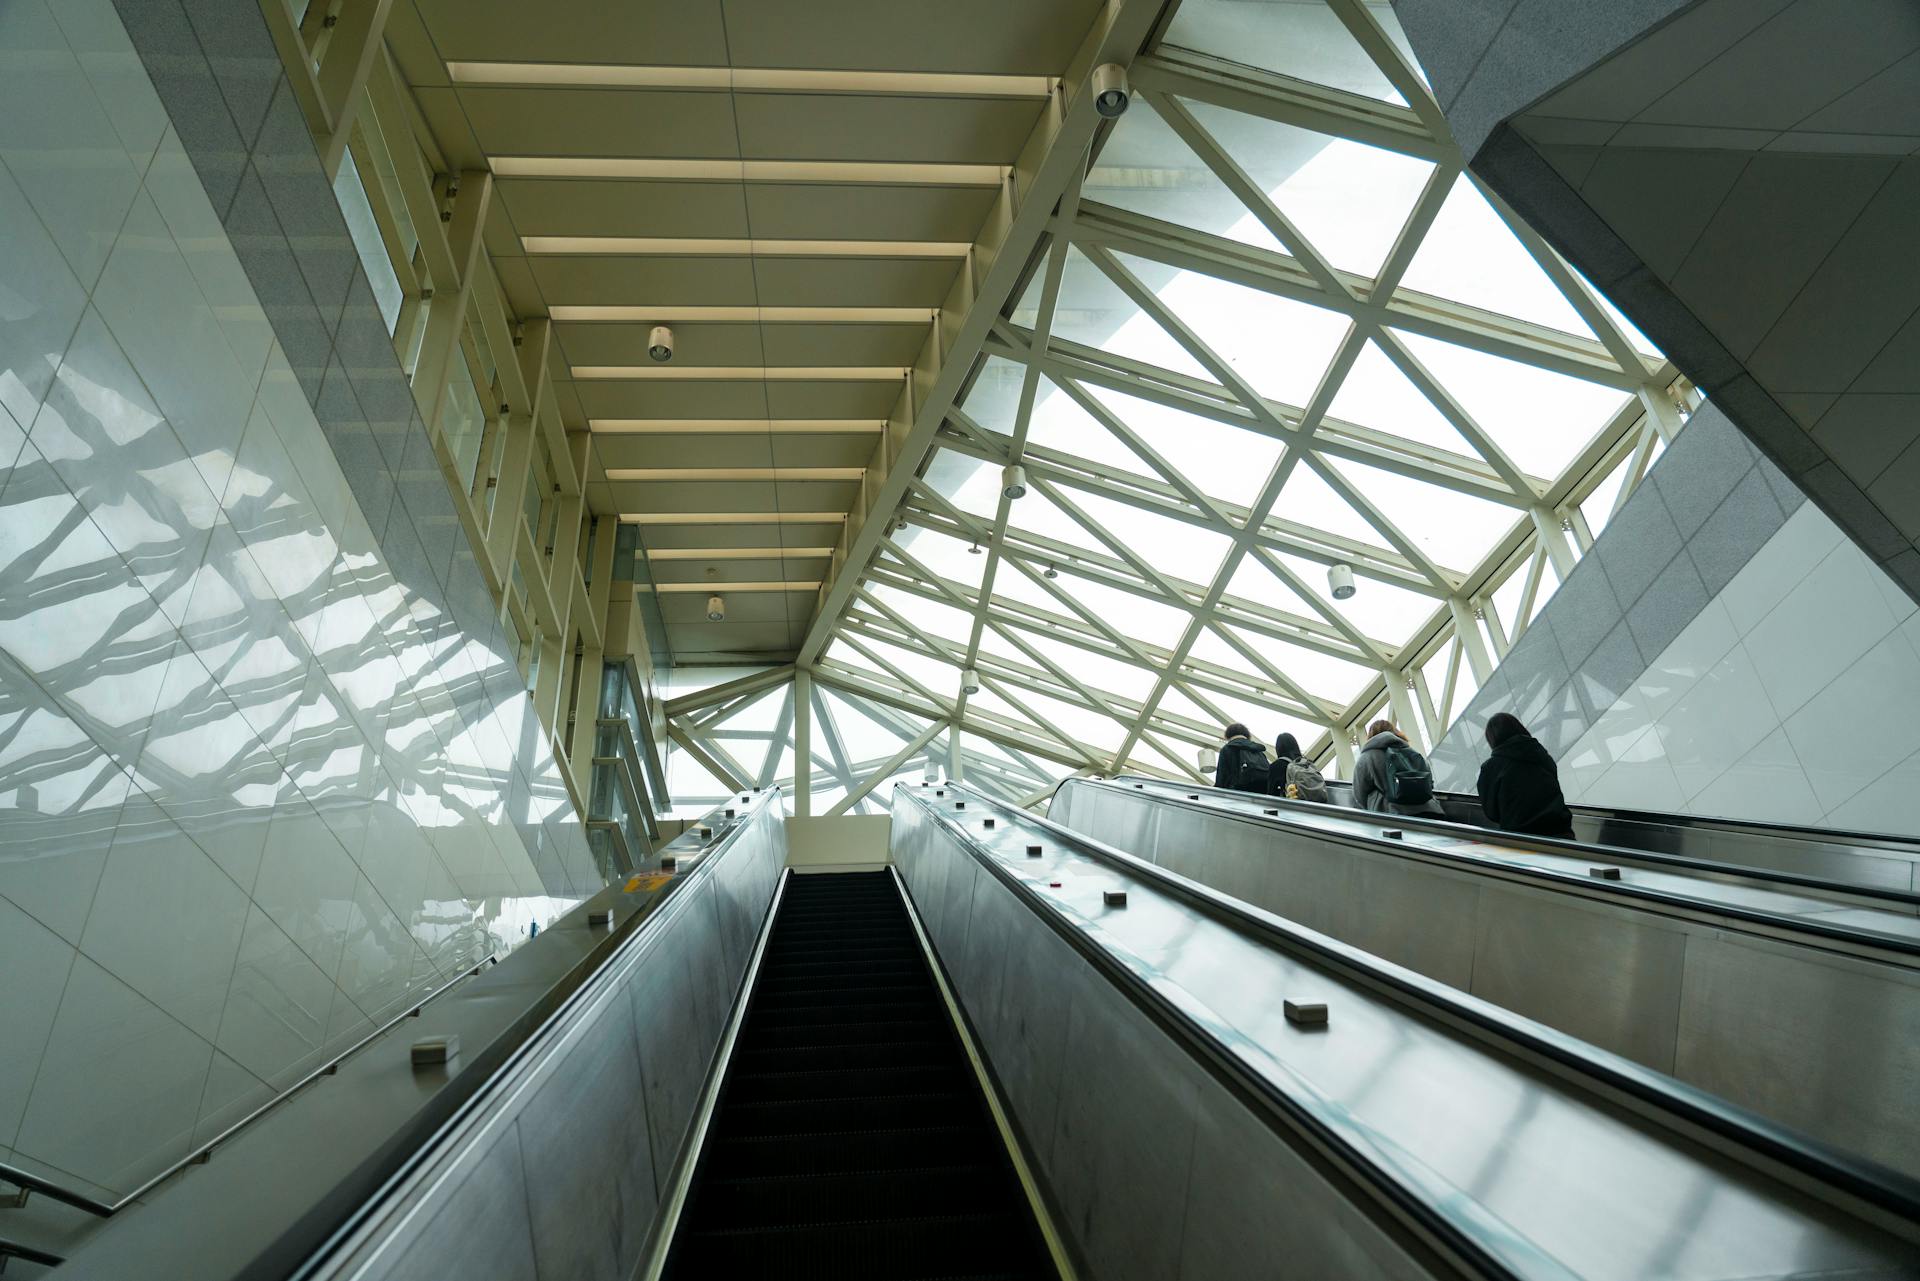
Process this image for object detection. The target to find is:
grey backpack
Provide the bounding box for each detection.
[1284,758,1330,803]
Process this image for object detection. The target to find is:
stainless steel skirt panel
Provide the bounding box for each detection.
[305,799,788,1281]
[892,786,1920,1281]
[1052,780,1920,1177]
[890,798,1432,1281]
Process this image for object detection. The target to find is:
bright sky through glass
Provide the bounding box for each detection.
[799,0,1670,785]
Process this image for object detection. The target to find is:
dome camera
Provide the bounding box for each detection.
[648,325,675,363]
[1092,63,1130,118]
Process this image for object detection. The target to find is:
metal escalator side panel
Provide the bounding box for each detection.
[892,784,1920,1281]
[1053,776,1920,1182]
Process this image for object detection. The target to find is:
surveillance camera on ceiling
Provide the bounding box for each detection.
[1091,63,1130,118]
[648,325,674,363]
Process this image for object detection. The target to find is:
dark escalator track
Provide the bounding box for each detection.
[663,870,1054,1281]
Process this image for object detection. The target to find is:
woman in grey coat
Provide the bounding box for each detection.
[1351,720,1446,816]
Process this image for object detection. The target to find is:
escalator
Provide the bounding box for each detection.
[662,871,1053,1280]
[1051,775,1920,1180]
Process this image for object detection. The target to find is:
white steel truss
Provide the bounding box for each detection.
[666,0,1689,808]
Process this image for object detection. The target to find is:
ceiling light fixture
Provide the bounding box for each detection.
[551,306,933,324]
[1091,63,1132,118]
[590,419,885,434]
[447,62,1055,98]
[1001,463,1027,499]
[605,467,865,482]
[640,581,822,593]
[491,157,1008,185]
[524,236,969,258]
[647,324,673,362]
[1044,562,1059,579]
[967,543,982,555]
[619,511,847,525]
[960,668,981,695]
[646,547,835,561]
[706,594,726,622]
[572,365,909,381]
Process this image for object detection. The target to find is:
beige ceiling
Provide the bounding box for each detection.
[384,0,1109,662]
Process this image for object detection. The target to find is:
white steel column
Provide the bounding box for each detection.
[793,669,813,817]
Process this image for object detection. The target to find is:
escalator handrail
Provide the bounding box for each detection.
[908,783,1920,1239]
[294,789,780,1280]
[1105,774,1920,912]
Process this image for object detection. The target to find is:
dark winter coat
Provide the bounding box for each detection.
[1352,731,1445,816]
[1475,732,1575,837]
[1214,737,1269,793]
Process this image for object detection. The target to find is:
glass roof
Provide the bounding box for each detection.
[675,0,1678,796]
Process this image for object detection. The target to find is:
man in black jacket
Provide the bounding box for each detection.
[1476,713,1575,838]
[1214,723,1269,793]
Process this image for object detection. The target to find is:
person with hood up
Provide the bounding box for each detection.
[1213,723,1269,793]
[1266,732,1330,802]
[1351,720,1444,816]
[1475,712,1575,838]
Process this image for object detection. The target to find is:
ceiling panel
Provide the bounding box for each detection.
[453,88,743,157]
[410,0,729,65]
[744,184,999,240]
[556,320,924,367]
[649,556,832,584]
[718,0,1104,74]
[605,478,864,511]
[576,380,901,418]
[747,258,961,306]
[557,322,770,367]
[731,94,1043,163]
[528,256,762,305]
[592,431,878,469]
[499,179,754,238]
[639,521,848,550]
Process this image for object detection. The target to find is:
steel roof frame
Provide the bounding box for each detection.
[666,0,1684,807]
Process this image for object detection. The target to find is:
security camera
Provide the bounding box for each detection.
[706,594,725,622]
[648,325,674,363]
[1328,563,1356,601]
[1091,63,1130,118]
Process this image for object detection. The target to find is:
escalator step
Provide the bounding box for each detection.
[694,1164,1023,1228]
[671,1213,1047,1281]
[662,872,1051,1280]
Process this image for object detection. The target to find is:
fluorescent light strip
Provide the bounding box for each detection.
[646,581,822,593]
[491,157,1007,185]
[620,511,847,525]
[591,419,885,434]
[551,305,933,324]
[523,236,969,258]
[607,467,865,481]
[572,365,907,381]
[646,547,835,561]
[448,62,1054,98]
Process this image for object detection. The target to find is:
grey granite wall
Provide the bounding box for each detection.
[112,0,596,891]
[1430,402,1806,787]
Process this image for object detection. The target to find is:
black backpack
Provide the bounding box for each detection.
[1383,741,1434,806]
[1221,743,1268,794]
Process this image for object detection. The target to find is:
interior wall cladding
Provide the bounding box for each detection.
[1430,400,1920,838]
[0,0,597,1195]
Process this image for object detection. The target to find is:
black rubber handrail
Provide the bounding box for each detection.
[4,791,771,1231]
[912,783,1920,1239]
[1106,774,1920,911]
